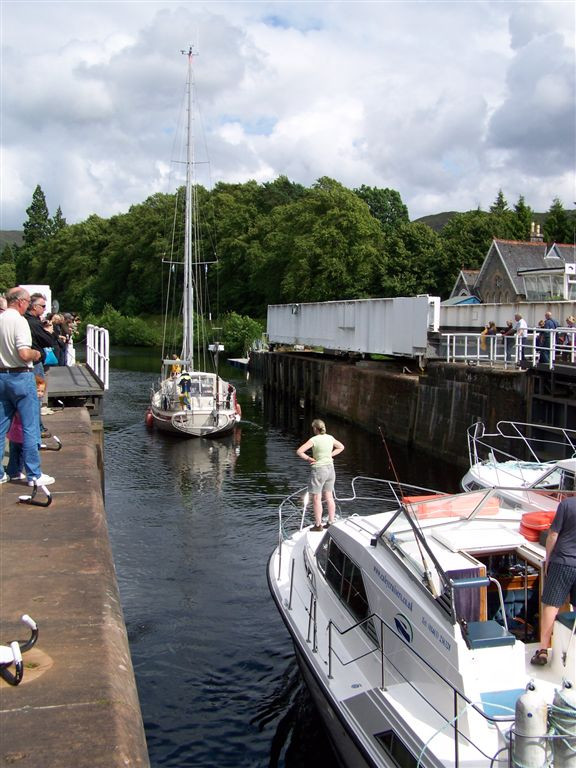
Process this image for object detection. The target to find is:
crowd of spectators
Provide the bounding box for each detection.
[0,286,79,487]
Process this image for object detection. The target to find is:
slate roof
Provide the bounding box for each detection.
[478,239,566,295]
[461,269,480,286]
[450,268,480,298]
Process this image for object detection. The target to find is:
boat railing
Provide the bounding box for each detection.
[86,324,109,391]
[467,420,576,468]
[276,477,442,576]
[326,609,518,766]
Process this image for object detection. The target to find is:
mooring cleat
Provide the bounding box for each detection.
[40,435,62,451]
[0,615,39,686]
[18,483,52,507]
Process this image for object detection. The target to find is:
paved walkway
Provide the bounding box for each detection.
[0,407,149,767]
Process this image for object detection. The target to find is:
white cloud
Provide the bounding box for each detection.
[1,1,574,231]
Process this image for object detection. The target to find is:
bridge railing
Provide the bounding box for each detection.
[442,328,576,369]
[86,324,110,390]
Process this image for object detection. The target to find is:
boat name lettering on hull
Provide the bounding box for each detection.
[373,566,412,612]
[421,616,451,651]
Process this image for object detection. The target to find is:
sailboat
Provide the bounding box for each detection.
[147,47,241,438]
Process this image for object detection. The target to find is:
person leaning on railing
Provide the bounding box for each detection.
[0,287,55,486]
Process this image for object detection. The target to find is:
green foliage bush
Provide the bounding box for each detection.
[86,305,162,347]
[220,312,264,357]
[82,305,262,353]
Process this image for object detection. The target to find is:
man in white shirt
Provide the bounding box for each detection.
[0,287,55,486]
[513,313,528,363]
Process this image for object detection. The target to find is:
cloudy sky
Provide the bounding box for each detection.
[1,0,575,231]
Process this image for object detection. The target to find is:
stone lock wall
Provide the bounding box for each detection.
[261,353,529,469]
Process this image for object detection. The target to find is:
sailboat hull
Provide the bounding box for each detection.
[149,371,240,438]
[149,404,239,438]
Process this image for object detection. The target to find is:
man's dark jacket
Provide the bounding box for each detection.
[25,313,56,365]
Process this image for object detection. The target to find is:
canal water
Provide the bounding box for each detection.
[104,350,461,767]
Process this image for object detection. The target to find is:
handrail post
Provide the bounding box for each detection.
[288,558,295,610]
[380,617,385,690]
[454,689,459,767]
[307,593,314,644]
[328,622,333,679]
[312,597,317,653]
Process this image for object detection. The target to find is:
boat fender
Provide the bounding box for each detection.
[513,681,549,768]
[145,409,154,428]
[235,401,242,418]
[550,680,576,767]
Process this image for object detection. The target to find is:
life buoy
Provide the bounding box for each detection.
[520,510,556,542]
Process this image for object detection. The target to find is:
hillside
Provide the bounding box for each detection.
[413,210,556,232]
[413,211,459,231]
[1,230,24,250]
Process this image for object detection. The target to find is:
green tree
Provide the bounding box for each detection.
[513,195,533,241]
[22,185,51,246]
[490,189,509,214]
[353,185,409,230]
[544,198,573,244]
[96,192,177,315]
[256,175,307,213]
[269,177,384,303]
[51,206,67,235]
[373,221,445,297]
[209,181,262,316]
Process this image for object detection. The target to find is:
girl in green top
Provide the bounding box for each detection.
[297,419,345,532]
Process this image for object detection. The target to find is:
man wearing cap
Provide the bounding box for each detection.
[0,287,55,486]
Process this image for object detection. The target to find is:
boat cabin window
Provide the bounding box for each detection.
[532,466,575,494]
[316,537,376,643]
[199,376,214,396]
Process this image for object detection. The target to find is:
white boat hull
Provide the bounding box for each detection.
[149,405,238,438]
[268,478,576,767]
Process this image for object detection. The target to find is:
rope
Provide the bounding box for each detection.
[548,693,576,756]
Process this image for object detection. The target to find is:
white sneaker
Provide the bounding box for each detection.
[0,473,8,484]
[9,473,26,481]
[28,473,55,486]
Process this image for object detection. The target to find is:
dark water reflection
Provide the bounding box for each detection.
[104,349,461,767]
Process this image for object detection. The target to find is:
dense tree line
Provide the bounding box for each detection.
[3,181,574,323]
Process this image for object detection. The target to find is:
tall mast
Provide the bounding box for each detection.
[181,46,196,368]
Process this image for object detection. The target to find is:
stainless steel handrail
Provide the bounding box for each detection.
[86,323,110,390]
[443,328,576,369]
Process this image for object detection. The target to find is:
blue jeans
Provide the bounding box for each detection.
[6,440,23,478]
[0,371,42,480]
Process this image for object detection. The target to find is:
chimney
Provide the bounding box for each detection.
[530,222,544,243]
